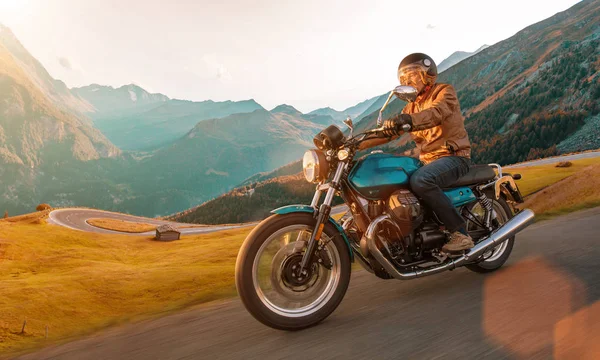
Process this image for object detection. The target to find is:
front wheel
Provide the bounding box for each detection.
[235,213,351,330]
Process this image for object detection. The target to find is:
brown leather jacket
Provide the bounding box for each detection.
[402,83,471,164]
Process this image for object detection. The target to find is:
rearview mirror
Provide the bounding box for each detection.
[343,116,354,137]
[376,85,419,126]
[343,116,353,130]
[393,85,418,102]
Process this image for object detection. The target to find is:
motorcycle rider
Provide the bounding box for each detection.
[360,53,474,252]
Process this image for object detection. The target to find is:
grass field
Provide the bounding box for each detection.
[87,218,157,233]
[519,161,600,220]
[507,157,600,196]
[1,156,599,356]
[85,217,208,233]
[0,214,251,355]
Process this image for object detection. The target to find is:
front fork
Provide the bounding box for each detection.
[299,162,347,271]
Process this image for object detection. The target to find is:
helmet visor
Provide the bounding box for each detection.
[397,64,425,86]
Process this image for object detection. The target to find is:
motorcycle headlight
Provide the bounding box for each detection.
[303,150,329,183]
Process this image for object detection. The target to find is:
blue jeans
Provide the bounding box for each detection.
[409,156,471,233]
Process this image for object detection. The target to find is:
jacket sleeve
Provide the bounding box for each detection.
[410,85,458,130]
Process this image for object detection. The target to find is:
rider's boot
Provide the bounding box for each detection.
[442,231,474,252]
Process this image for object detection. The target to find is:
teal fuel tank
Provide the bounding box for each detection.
[348,153,422,200]
[348,153,478,207]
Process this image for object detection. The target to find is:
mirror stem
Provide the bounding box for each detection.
[377,91,395,126]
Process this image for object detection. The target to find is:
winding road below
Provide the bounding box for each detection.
[48,206,349,236]
[47,208,257,235]
[21,207,600,359]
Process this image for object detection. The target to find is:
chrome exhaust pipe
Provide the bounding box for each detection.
[365,209,535,280]
[359,214,399,257]
[455,209,535,265]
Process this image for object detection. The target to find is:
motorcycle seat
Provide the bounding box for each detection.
[447,165,497,188]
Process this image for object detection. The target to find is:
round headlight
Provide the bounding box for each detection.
[303,150,329,183]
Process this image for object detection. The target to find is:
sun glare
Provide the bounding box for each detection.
[0,0,26,21]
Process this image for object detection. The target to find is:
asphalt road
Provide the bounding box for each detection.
[18,207,600,359]
[47,208,258,235]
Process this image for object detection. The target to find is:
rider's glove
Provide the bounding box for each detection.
[382,114,413,137]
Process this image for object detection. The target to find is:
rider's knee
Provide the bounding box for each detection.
[410,172,435,194]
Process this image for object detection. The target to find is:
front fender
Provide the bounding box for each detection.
[271,205,353,261]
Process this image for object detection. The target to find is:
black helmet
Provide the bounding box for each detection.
[398,53,437,87]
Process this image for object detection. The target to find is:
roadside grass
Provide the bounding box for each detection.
[84,216,208,233]
[519,162,600,220]
[507,157,600,196]
[533,200,600,221]
[87,218,157,233]
[1,157,599,356]
[1,210,51,224]
[0,214,252,355]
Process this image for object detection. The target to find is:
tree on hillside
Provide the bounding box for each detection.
[3,210,8,219]
[36,203,52,211]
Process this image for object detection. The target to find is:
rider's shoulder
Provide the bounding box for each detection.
[433,82,455,91]
[432,83,457,97]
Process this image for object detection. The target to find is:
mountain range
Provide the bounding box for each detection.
[0,27,346,216]
[439,0,600,164]
[437,45,489,73]
[72,84,266,150]
[0,25,117,167]
[307,96,379,123]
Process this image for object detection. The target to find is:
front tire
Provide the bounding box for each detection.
[465,194,515,273]
[235,213,351,330]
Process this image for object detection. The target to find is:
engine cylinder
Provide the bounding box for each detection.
[386,189,423,235]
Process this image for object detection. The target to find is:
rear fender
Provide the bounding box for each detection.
[271,205,354,261]
[494,176,524,203]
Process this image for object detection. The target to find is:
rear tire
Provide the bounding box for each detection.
[235,213,351,330]
[465,194,514,273]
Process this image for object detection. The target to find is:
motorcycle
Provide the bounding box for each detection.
[235,85,535,330]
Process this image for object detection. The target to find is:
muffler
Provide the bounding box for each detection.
[457,209,535,264]
[365,209,535,280]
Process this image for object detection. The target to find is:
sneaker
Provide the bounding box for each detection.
[442,231,475,252]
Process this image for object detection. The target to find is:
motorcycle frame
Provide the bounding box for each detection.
[296,154,526,278]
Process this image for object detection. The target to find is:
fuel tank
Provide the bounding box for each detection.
[348,153,422,200]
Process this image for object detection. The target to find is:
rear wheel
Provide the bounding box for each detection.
[235,213,351,330]
[464,193,514,273]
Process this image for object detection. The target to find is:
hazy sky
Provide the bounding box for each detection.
[0,0,581,112]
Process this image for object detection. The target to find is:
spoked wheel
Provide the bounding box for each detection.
[464,192,515,273]
[235,213,351,330]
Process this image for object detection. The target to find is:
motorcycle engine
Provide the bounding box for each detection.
[386,189,424,236]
